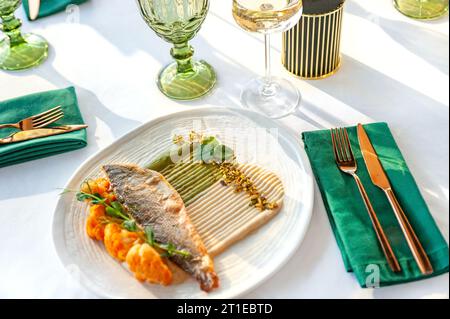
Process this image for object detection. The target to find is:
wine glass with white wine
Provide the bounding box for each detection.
[232,0,303,118]
[233,0,303,118]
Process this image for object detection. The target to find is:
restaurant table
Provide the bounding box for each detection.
[0,0,448,299]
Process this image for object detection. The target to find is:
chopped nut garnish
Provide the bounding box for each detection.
[216,162,278,212]
[189,131,203,143]
[172,134,184,145]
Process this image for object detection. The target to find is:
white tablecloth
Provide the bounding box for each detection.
[0,0,448,299]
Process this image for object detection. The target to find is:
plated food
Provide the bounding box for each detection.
[53,108,313,298]
[72,132,284,292]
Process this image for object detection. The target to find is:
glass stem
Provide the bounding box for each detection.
[171,42,195,75]
[0,13,26,47]
[262,33,276,97]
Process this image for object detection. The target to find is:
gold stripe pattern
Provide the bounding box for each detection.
[282,4,344,80]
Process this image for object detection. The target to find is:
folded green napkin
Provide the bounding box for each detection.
[302,123,449,287]
[23,0,88,20]
[0,87,87,168]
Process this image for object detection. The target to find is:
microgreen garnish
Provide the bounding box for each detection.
[105,201,129,220]
[144,226,191,258]
[63,187,133,223]
[144,226,155,246]
[122,220,138,232]
[169,132,236,164]
[159,243,192,258]
[75,191,105,204]
[75,190,130,221]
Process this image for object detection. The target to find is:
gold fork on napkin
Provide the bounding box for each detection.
[0,105,63,131]
[331,127,401,273]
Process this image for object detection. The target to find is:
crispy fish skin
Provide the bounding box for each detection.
[102,164,219,292]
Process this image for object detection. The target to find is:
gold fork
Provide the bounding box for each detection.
[0,106,63,131]
[331,128,401,273]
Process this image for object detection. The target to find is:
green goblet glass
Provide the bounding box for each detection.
[137,0,216,100]
[0,0,48,71]
[394,0,449,20]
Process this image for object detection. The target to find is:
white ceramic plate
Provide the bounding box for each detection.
[52,107,314,299]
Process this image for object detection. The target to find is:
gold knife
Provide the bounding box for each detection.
[0,125,88,145]
[357,124,433,275]
[29,0,41,21]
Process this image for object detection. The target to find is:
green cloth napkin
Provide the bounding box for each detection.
[302,123,449,287]
[23,0,88,20]
[0,87,87,168]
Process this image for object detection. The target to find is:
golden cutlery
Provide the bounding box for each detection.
[29,0,41,21]
[0,106,63,131]
[0,125,88,144]
[331,128,401,273]
[357,124,433,275]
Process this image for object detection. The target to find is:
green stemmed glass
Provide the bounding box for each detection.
[394,0,448,19]
[137,0,216,100]
[0,0,48,71]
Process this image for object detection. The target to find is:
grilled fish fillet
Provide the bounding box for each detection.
[102,164,219,292]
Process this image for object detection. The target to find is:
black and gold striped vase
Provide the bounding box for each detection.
[282,0,345,79]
